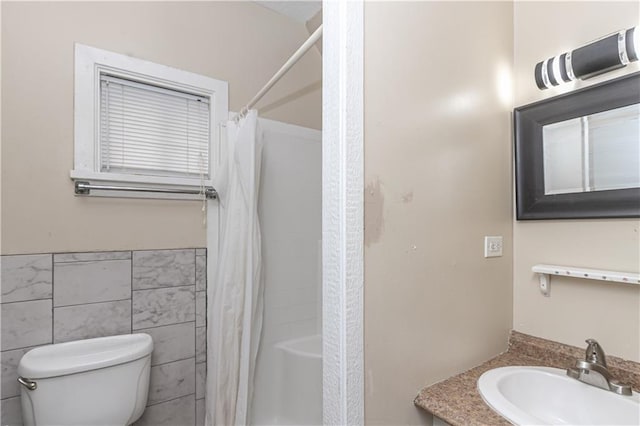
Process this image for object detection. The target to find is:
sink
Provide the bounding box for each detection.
[478,366,640,425]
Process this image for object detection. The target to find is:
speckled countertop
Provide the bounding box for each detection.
[414,331,640,426]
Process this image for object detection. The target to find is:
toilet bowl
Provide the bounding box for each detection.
[17,333,153,426]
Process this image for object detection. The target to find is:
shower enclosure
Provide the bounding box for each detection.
[250,118,322,425]
[205,15,324,425]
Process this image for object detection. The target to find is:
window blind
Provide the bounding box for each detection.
[100,75,210,179]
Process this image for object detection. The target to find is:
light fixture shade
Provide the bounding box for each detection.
[627,26,639,61]
[535,26,639,90]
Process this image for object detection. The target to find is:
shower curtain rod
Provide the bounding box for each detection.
[237,25,322,118]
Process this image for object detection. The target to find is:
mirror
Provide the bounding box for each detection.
[514,72,640,220]
[543,103,640,195]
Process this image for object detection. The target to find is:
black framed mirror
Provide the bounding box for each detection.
[514,72,640,220]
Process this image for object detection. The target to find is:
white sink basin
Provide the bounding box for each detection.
[478,366,640,425]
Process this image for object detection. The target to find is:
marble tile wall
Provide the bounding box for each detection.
[0,248,207,426]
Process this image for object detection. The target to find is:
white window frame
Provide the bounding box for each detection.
[72,44,228,195]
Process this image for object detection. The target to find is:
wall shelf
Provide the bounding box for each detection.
[532,264,640,297]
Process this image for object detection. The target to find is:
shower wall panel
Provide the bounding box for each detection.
[251,119,322,425]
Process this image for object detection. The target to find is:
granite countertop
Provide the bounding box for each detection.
[414,331,640,426]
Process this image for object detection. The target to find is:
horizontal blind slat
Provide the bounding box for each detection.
[103,146,208,161]
[102,139,209,152]
[104,167,204,177]
[103,146,207,159]
[104,121,210,141]
[101,74,210,103]
[102,152,209,171]
[105,108,209,130]
[106,94,208,118]
[105,118,210,137]
[105,102,209,125]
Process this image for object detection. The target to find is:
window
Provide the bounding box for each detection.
[72,44,228,198]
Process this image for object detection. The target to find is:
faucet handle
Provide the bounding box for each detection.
[585,338,607,368]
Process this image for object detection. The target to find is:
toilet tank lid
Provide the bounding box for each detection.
[18,334,153,379]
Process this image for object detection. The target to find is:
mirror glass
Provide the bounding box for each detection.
[542,103,640,195]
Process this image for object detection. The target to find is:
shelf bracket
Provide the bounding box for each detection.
[536,272,551,297]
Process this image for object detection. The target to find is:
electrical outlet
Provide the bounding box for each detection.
[484,236,503,258]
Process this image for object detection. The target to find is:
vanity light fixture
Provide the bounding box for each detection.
[535,26,639,90]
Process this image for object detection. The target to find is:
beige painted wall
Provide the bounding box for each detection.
[364,2,513,424]
[513,1,640,362]
[1,1,321,255]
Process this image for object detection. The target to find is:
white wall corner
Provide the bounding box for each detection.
[322,0,364,425]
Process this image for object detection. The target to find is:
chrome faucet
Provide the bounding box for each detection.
[566,339,632,396]
[585,338,607,367]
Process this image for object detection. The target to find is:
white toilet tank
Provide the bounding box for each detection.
[18,333,153,426]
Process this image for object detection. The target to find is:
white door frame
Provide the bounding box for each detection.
[322,1,364,424]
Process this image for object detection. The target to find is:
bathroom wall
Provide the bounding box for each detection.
[512,1,640,362]
[1,1,321,255]
[363,2,514,424]
[1,248,206,426]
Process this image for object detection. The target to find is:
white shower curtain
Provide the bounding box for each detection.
[206,110,263,426]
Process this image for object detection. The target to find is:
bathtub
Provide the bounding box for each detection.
[251,334,322,425]
[272,335,322,425]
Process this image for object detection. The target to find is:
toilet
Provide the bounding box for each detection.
[17,333,153,426]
